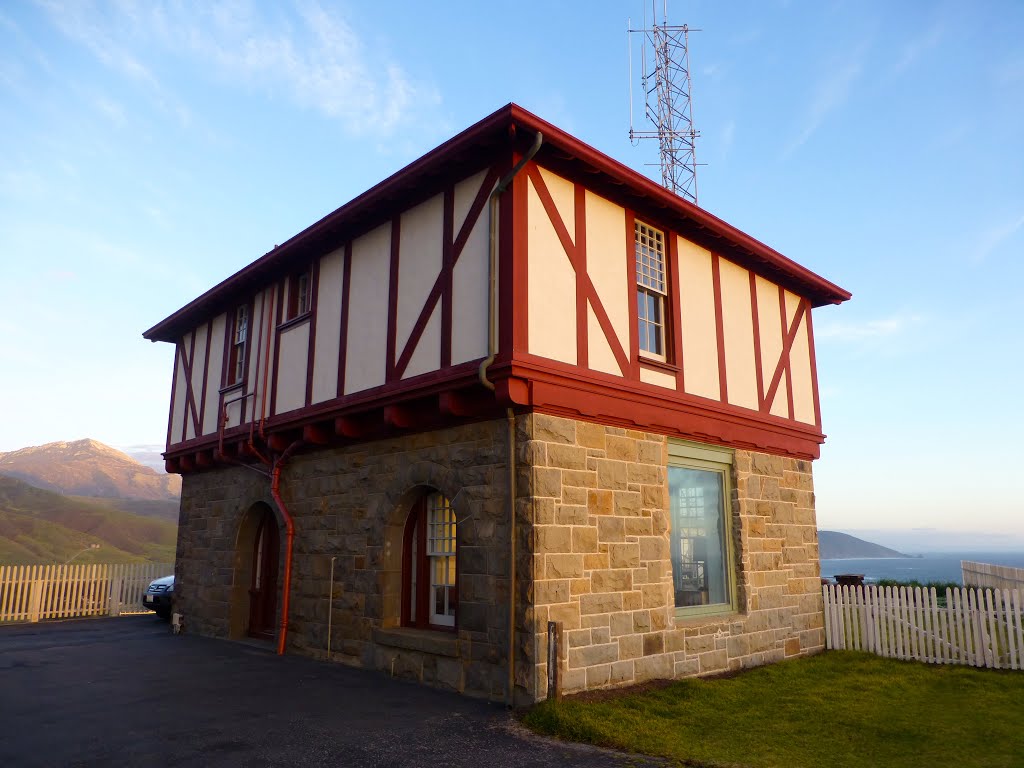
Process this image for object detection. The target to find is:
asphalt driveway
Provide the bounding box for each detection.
[0,616,656,767]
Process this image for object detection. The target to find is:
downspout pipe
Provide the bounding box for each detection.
[478,130,543,392]
[505,407,517,707]
[270,439,303,656]
[471,130,541,708]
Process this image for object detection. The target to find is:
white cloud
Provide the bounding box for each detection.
[893,18,944,74]
[720,119,736,159]
[972,210,1024,262]
[36,0,438,136]
[815,312,923,342]
[995,55,1024,85]
[93,94,127,127]
[784,40,869,156]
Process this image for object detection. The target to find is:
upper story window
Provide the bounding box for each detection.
[668,440,735,617]
[403,491,457,629]
[635,221,667,360]
[287,270,311,320]
[228,304,248,385]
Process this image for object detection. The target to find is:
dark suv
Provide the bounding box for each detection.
[142,575,174,619]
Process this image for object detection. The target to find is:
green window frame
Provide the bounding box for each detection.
[667,440,737,618]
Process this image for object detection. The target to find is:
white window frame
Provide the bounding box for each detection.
[635,220,668,361]
[667,440,736,618]
[297,272,310,316]
[426,493,456,627]
[231,305,248,384]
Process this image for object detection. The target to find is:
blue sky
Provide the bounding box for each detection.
[1,1,1022,547]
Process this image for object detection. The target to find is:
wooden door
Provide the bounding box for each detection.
[247,509,279,639]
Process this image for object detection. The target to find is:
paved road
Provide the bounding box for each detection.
[0,617,656,767]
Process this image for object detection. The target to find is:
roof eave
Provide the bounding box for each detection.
[143,102,850,343]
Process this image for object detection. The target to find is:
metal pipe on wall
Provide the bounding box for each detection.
[327,555,336,659]
[472,130,542,708]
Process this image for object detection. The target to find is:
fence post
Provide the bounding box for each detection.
[547,621,561,701]
[28,579,43,623]
[108,567,123,617]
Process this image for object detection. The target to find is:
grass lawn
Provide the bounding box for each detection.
[523,651,1024,768]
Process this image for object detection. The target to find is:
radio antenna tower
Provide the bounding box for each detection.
[628,2,701,204]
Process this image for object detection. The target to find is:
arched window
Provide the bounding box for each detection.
[402,491,457,629]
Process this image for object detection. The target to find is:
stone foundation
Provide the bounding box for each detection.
[173,412,824,704]
[519,414,824,698]
[175,418,521,702]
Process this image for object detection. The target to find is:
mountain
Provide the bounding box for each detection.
[819,530,909,559]
[0,439,180,501]
[0,474,176,564]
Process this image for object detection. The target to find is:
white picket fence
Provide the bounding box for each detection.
[0,563,173,623]
[823,584,1024,670]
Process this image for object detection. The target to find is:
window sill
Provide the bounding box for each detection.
[672,609,742,628]
[277,312,312,333]
[639,356,679,374]
[219,381,244,395]
[373,626,460,657]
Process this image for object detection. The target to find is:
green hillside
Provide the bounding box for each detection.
[0,474,177,565]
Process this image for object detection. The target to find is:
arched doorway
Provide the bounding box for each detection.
[247,506,280,639]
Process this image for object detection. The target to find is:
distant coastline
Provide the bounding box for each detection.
[818,531,907,560]
[821,556,921,561]
[820,551,1024,585]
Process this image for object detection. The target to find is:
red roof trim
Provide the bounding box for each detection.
[143,103,849,343]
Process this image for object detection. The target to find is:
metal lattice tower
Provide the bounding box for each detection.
[629,2,701,204]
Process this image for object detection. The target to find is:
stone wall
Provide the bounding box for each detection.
[519,413,823,699]
[175,418,522,702]
[174,411,824,704]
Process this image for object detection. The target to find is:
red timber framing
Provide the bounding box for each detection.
[148,103,849,467]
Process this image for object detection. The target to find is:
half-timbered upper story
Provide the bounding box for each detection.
[144,104,850,472]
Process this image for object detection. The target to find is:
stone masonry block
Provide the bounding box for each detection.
[595,459,629,490]
[627,463,661,485]
[609,542,640,569]
[605,435,638,462]
[610,660,634,685]
[624,517,653,537]
[568,642,618,669]
[591,569,633,593]
[588,489,614,515]
[534,468,563,499]
[535,580,570,604]
[572,527,598,553]
[561,470,598,489]
[537,526,572,554]
[576,421,606,449]
[586,664,612,688]
[533,414,576,444]
[556,504,589,526]
[579,592,623,615]
[613,490,642,517]
[545,554,584,579]
[638,536,667,562]
[597,517,625,543]
[547,443,587,470]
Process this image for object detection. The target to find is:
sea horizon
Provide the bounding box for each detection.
[819,551,1024,585]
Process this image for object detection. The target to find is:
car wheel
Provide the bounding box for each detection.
[154,608,171,620]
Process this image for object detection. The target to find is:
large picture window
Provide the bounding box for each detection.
[667,441,734,616]
[403,491,457,629]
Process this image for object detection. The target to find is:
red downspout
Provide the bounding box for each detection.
[270,439,302,656]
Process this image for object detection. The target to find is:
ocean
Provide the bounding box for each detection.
[819,551,1024,585]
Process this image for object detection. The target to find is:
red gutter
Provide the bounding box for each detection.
[269,439,303,656]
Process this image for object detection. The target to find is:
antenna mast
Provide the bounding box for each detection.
[628,1,701,204]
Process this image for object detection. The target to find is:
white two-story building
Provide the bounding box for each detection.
[144,104,849,703]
